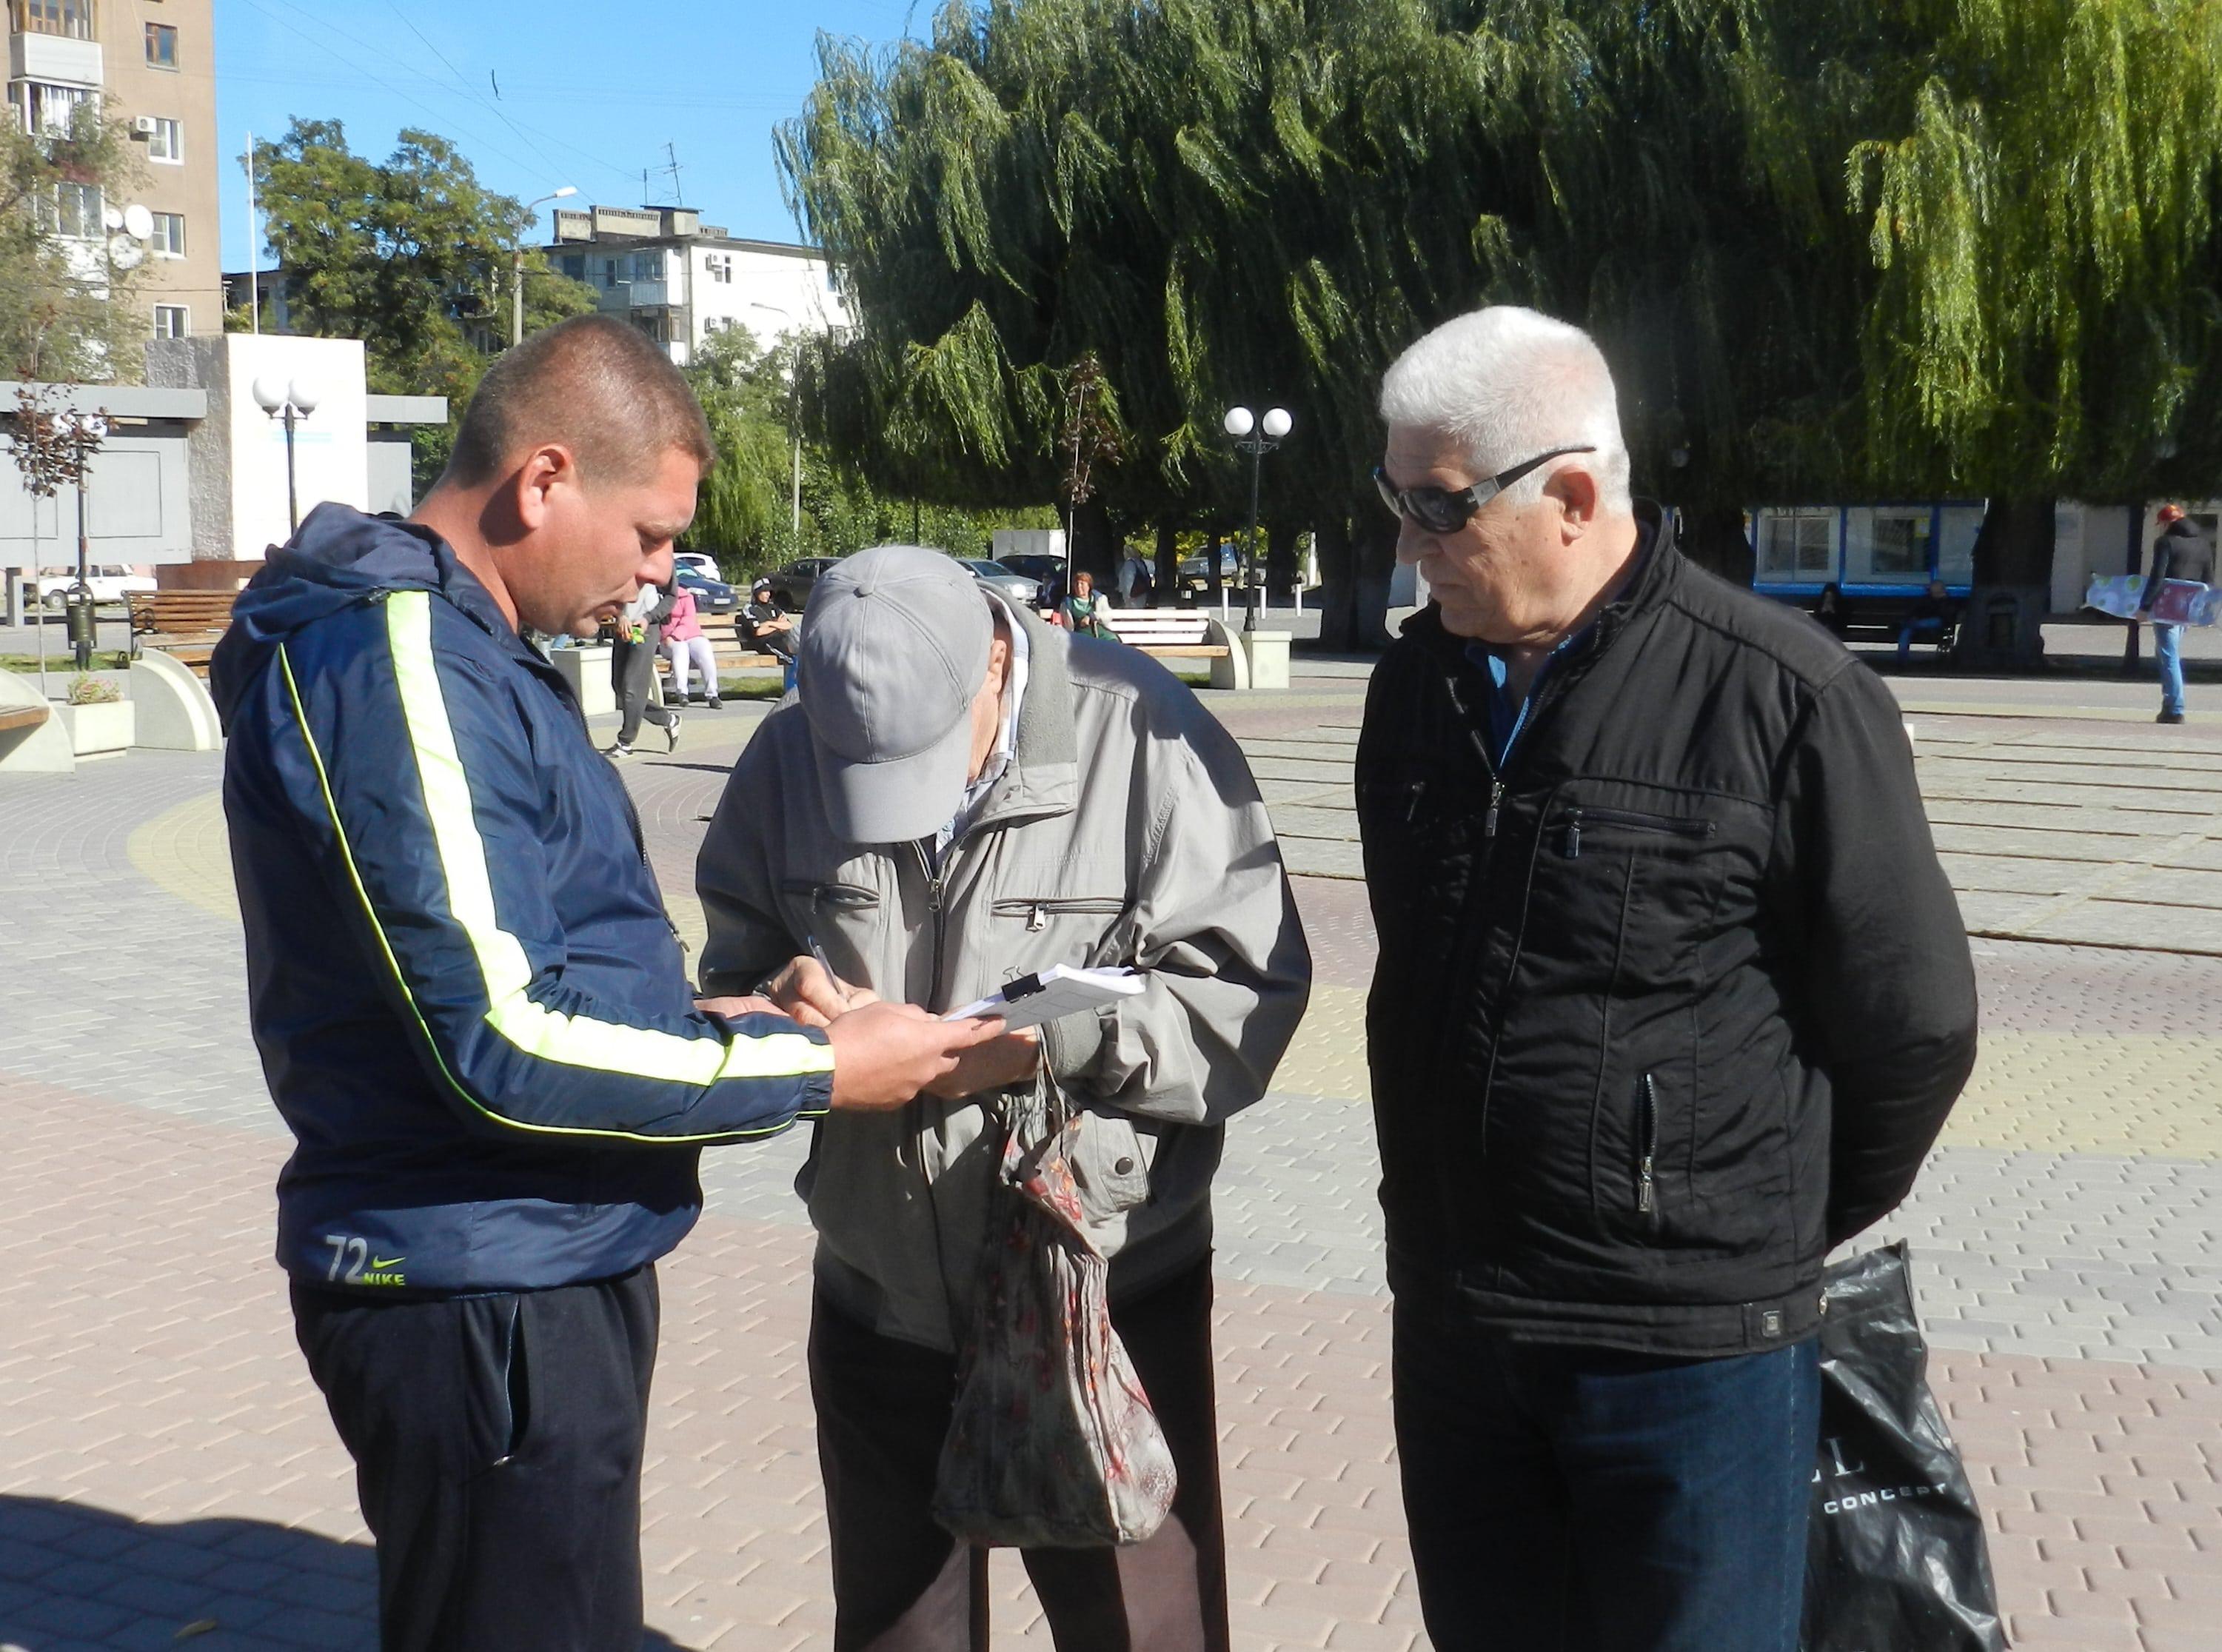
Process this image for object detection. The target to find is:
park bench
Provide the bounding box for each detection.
[1823,595,1961,655]
[0,701,47,736]
[1100,607,1251,689]
[649,615,786,697]
[128,591,238,677]
[1100,609,1231,662]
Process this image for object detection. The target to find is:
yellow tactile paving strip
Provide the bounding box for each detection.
[127,790,235,920]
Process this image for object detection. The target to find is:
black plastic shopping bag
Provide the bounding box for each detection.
[1802,1243,2007,1652]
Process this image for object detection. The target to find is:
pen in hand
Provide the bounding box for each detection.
[806,933,854,1009]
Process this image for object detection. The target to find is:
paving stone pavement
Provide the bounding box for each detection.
[4,670,2222,1649]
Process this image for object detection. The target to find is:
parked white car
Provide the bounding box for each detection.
[36,565,155,608]
[672,552,721,581]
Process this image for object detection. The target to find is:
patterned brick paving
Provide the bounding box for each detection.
[2,671,2221,1648]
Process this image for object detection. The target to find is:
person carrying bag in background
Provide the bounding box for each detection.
[608,580,680,757]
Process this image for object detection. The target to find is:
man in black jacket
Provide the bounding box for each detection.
[2137,504,2214,724]
[1359,307,1978,1652]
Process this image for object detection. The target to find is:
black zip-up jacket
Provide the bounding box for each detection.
[1356,506,1978,1357]
[2142,518,2215,612]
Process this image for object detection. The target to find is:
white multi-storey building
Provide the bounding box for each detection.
[545,204,848,364]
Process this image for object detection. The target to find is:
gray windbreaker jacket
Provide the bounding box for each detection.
[696,598,1312,1351]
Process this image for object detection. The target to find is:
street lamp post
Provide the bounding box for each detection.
[252,378,321,532]
[515,187,578,347]
[751,302,804,536]
[1222,405,1292,632]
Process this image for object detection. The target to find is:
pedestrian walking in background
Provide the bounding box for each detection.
[1359,307,1979,1652]
[697,545,1311,1651]
[609,580,680,756]
[209,315,1003,1652]
[2138,503,2213,724]
[663,578,722,708]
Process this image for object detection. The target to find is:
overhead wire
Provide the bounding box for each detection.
[230,0,554,179]
[238,0,643,193]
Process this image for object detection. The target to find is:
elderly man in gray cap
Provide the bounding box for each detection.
[697,544,1311,1652]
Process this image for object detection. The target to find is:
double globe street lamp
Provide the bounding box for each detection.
[1222,404,1292,632]
[252,377,321,532]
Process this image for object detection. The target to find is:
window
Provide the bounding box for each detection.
[17,81,91,136]
[152,304,188,340]
[145,21,178,66]
[146,116,183,163]
[559,253,586,281]
[1844,508,1932,582]
[15,0,95,40]
[1756,508,1836,580]
[1936,506,1984,583]
[704,253,732,284]
[47,181,101,239]
[627,250,662,282]
[148,211,184,256]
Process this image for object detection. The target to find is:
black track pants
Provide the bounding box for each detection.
[290,1266,659,1652]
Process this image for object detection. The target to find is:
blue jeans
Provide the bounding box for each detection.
[1896,617,1944,662]
[2156,622,2186,715]
[1393,1305,1820,1652]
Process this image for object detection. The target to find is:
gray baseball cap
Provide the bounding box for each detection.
[797,545,993,843]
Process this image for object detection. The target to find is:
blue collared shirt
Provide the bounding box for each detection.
[1461,523,1657,769]
[1465,632,1587,770]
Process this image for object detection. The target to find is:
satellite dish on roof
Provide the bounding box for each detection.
[121,203,153,241]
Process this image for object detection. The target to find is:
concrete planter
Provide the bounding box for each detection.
[550,644,616,718]
[1239,629,1292,690]
[55,699,135,758]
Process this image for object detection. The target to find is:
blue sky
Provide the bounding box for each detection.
[212,0,925,272]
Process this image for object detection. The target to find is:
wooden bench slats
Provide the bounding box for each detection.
[1100,610,1233,661]
[0,703,48,735]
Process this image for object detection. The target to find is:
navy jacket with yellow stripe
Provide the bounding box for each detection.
[213,504,833,1297]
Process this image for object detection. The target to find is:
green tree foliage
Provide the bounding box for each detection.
[683,327,1054,578]
[0,103,146,384]
[781,0,2222,645]
[250,119,595,478]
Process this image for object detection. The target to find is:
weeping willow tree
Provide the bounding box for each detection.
[1842,0,2222,655]
[783,0,2222,649]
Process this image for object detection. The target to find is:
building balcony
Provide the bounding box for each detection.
[11,0,93,39]
[595,279,670,312]
[10,27,101,87]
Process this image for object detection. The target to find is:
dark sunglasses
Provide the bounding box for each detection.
[1373,445,1599,535]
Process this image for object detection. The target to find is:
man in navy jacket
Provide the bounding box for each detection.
[213,315,994,1651]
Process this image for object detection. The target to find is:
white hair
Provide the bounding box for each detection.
[1379,306,1634,513]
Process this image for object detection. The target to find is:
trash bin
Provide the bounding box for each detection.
[64,589,96,667]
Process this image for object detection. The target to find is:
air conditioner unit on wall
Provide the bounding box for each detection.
[130,116,158,138]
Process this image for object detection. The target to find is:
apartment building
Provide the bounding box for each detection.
[545,204,849,364]
[7,0,222,342]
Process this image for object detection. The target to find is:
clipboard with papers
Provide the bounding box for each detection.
[943,965,1145,1032]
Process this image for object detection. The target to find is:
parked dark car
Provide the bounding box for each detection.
[1178,546,1262,596]
[960,558,1042,606]
[764,556,840,612]
[997,553,1066,593]
[674,566,737,613]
